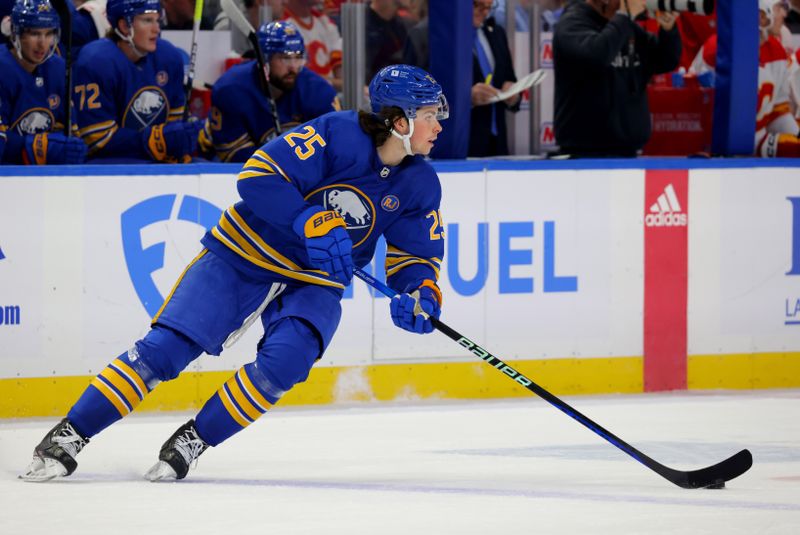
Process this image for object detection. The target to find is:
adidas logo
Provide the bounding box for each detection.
[645,184,687,227]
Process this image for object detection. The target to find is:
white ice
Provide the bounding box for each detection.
[1,390,799,534]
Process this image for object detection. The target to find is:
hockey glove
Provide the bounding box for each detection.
[293,205,354,285]
[23,132,87,165]
[143,121,201,162]
[390,280,442,334]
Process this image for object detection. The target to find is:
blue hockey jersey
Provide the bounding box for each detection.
[201,110,445,293]
[0,46,69,164]
[202,62,339,163]
[73,37,186,159]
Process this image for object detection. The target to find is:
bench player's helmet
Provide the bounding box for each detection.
[10,0,60,62]
[257,20,305,60]
[369,64,449,120]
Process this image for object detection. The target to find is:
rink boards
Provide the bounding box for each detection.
[1,160,799,416]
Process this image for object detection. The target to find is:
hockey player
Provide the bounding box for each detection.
[0,0,86,165]
[21,64,448,482]
[199,20,339,163]
[72,0,200,162]
[755,0,800,157]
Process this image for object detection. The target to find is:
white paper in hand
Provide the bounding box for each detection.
[489,69,547,103]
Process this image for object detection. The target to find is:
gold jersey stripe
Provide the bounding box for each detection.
[152,249,209,324]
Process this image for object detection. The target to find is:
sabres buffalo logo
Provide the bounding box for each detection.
[125,87,168,130]
[305,185,375,247]
[16,109,54,134]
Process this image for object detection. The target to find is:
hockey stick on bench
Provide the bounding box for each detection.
[354,268,753,489]
[220,0,282,137]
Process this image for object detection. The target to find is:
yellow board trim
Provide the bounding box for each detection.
[1,356,642,418]
[688,352,800,389]
[3,353,797,418]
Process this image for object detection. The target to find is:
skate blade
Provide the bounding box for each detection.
[19,456,68,482]
[144,460,178,482]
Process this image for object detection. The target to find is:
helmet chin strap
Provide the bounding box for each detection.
[116,24,147,59]
[390,118,415,157]
[12,33,57,65]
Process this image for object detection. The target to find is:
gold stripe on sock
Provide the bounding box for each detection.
[218,387,251,428]
[226,376,263,421]
[90,377,130,416]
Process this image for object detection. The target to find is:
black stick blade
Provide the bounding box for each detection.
[660,449,753,489]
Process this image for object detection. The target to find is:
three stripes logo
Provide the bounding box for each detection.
[645,183,687,227]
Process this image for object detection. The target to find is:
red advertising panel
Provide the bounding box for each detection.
[644,170,689,391]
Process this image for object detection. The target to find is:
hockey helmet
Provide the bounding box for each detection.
[369,64,449,120]
[11,0,60,36]
[106,0,161,27]
[257,20,305,59]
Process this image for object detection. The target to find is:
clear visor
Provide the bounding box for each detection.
[435,93,449,120]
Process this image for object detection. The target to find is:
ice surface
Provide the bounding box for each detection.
[1,390,799,534]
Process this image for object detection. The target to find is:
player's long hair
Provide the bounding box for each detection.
[358,107,407,148]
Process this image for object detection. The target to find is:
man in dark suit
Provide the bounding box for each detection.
[470,0,521,157]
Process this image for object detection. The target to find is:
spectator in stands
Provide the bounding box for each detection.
[470,0,521,157]
[0,0,87,165]
[366,0,409,83]
[199,20,338,162]
[553,0,680,157]
[675,12,715,70]
[402,5,428,70]
[73,0,200,162]
[283,0,343,91]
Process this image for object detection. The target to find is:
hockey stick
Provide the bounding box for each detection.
[354,268,753,489]
[220,0,282,136]
[182,0,204,120]
[50,0,73,137]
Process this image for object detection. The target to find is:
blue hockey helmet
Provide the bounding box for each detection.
[257,20,305,59]
[10,0,60,35]
[369,64,449,120]
[106,0,161,27]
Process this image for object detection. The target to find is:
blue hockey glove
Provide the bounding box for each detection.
[23,132,87,165]
[293,205,354,285]
[143,121,201,162]
[390,280,442,334]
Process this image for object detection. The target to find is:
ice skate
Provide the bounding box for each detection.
[145,419,210,481]
[19,418,89,482]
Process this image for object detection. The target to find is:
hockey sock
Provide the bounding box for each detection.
[67,350,158,438]
[194,362,279,446]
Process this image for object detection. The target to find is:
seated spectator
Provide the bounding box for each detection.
[199,20,339,162]
[0,0,86,165]
[73,0,200,162]
[283,0,343,91]
[366,0,409,83]
[553,0,680,157]
[470,0,521,157]
[402,10,427,70]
